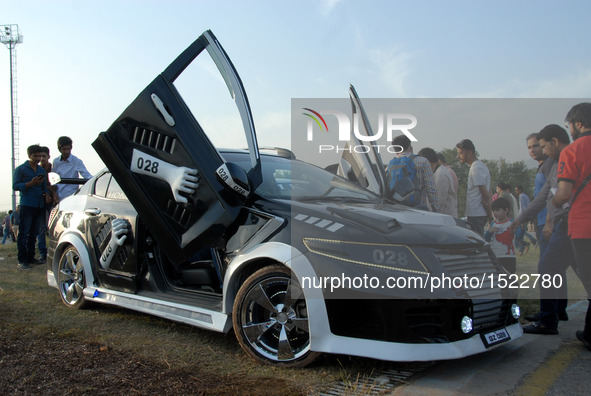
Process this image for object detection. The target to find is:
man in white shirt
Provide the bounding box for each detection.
[456,139,492,235]
[496,182,519,220]
[418,147,458,217]
[52,136,93,201]
[437,152,458,194]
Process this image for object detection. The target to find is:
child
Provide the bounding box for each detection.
[484,197,516,273]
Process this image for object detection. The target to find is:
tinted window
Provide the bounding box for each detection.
[223,152,379,202]
[93,173,111,198]
[106,177,127,200]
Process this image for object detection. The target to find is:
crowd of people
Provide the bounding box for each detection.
[10,136,91,270]
[385,102,591,352]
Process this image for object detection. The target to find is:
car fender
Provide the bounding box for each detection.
[223,242,301,312]
[222,241,328,347]
[47,230,96,292]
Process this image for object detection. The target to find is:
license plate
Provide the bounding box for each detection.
[481,327,511,348]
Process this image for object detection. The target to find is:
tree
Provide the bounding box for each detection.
[438,148,536,217]
[485,158,536,201]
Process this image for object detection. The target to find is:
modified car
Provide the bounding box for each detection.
[47,30,522,367]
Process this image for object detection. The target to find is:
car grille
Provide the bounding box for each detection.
[95,221,112,247]
[471,299,512,332]
[132,126,176,154]
[433,249,503,299]
[94,221,130,270]
[166,200,192,227]
[433,249,511,332]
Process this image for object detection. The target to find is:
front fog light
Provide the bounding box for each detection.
[511,304,521,319]
[461,316,473,334]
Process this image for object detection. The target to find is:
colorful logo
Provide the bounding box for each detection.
[302,107,418,144]
[302,108,329,133]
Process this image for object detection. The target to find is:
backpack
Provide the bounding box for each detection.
[386,154,420,206]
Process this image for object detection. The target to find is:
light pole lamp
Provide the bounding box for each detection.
[1,24,23,211]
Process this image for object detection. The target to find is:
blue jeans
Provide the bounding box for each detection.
[536,224,549,258]
[1,226,9,244]
[37,227,47,258]
[36,206,50,258]
[538,221,572,329]
[17,205,45,264]
[570,239,591,339]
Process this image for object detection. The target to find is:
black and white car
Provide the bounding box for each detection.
[47,30,522,367]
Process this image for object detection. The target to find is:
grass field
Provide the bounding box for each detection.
[0,242,424,395]
[0,240,585,394]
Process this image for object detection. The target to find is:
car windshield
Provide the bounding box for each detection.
[222,152,380,202]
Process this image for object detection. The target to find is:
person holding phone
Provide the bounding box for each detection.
[12,144,50,270]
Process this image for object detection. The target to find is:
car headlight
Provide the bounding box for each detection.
[302,238,429,275]
[461,316,473,333]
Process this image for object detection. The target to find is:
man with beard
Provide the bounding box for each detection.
[512,125,572,334]
[553,103,591,351]
[526,132,555,256]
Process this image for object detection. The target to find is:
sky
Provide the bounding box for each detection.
[2,0,591,210]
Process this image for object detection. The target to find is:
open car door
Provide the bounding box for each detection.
[93,30,261,263]
[338,85,388,199]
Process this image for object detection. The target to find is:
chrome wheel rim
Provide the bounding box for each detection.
[58,248,84,306]
[240,276,311,362]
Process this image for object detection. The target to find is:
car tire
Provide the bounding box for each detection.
[232,265,319,367]
[57,245,88,309]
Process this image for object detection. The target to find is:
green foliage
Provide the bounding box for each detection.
[484,158,537,199]
[440,148,469,217]
[439,148,537,217]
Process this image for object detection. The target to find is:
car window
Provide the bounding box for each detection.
[106,177,128,200]
[172,45,248,151]
[92,172,128,201]
[93,173,111,197]
[223,152,380,202]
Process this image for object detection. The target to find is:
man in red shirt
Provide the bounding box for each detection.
[553,102,591,351]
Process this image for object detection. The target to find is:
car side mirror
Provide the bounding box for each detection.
[216,162,251,199]
[47,172,89,185]
[391,177,416,202]
[48,172,61,185]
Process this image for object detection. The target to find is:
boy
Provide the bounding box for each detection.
[37,146,57,262]
[484,197,516,273]
[12,144,50,270]
[52,136,92,200]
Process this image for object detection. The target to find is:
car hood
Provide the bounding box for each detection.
[285,199,485,247]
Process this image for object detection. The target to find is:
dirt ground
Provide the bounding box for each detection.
[0,326,300,396]
[0,242,308,395]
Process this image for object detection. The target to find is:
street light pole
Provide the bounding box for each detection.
[1,24,23,211]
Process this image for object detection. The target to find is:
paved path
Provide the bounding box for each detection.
[390,300,590,395]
